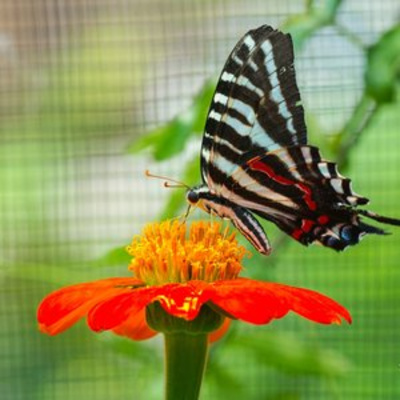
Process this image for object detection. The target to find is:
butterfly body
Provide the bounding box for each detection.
[187,185,272,254]
[188,25,400,253]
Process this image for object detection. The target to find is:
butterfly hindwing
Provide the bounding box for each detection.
[218,145,373,249]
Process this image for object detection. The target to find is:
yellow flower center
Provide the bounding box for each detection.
[126,220,247,285]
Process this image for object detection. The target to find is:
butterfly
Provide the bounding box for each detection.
[184,25,400,255]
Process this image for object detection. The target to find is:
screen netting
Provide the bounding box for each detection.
[1,1,399,399]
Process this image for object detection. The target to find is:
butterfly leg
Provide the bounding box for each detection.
[177,204,193,224]
[184,204,192,220]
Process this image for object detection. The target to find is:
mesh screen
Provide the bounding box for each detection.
[1,1,399,399]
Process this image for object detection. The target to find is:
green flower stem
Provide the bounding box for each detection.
[146,303,223,399]
[164,333,209,400]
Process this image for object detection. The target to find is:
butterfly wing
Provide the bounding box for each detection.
[196,25,400,252]
[218,145,377,250]
[201,25,306,192]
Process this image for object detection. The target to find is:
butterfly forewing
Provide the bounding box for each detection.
[201,25,307,190]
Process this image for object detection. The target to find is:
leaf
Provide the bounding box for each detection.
[283,14,323,51]
[283,0,343,50]
[95,246,132,268]
[191,79,216,133]
[318,0,343,20]
[127,79,215,161]
[127,128,167,154]
[365,24,400,104]
[127,111,193,160]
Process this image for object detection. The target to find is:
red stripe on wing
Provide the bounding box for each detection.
[248,158,317,211]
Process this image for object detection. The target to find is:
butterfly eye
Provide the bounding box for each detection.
[187,190,200,204]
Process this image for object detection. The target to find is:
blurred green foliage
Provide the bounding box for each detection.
[1,1,399,399]
[128,80,215,160]
[228,331,350,376]
[365,24,400,104]
[39,25,145,136]
[283,0,343,50]
[0,17,151,400]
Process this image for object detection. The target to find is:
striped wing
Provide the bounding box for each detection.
[201,25,306,191]
[219,145,373,250]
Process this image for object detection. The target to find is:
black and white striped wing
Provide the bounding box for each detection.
[221,145,373,250]
[200,25,306,191]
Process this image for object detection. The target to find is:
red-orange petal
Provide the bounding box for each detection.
[37,277,144,335]
[112,308,158,341]
[88,286,159,332]
[210,278,351,325]
[276,284,352,325]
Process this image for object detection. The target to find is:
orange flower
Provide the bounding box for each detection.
[37,221,351,341]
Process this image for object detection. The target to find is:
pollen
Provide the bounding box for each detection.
[126,220,247,285]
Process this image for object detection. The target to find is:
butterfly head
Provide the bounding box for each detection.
[186,186,212,213]
[186,189,200,205]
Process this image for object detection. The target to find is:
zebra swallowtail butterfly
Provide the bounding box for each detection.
[185,25,400,255]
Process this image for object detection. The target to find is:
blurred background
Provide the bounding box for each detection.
[1,0,399,399]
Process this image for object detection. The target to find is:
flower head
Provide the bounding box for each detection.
[37,221,351,341]
[127,220,245,285]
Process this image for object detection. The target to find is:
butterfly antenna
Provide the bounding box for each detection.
[145,170,190,190]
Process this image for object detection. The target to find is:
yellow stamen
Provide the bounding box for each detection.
[126,221,247,285]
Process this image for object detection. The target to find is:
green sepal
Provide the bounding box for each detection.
[146,302,224,335]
